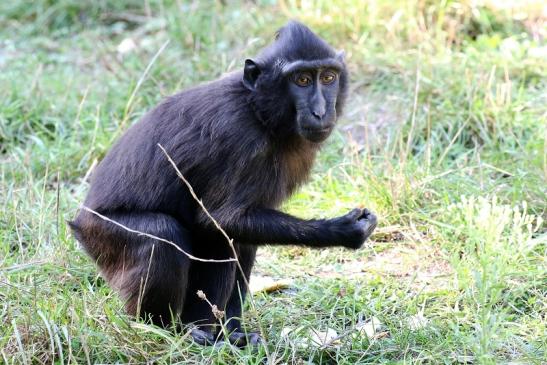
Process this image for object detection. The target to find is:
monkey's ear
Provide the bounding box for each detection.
[336,50,346,61]
[243,59,261,91]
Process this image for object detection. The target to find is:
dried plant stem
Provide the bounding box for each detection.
[158,144,271,360]
[80,206,236,263]
[157,143,247,284]
[121,40,170,129]
[197,290,225,320]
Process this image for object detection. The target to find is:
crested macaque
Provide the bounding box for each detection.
[70,21,377,346]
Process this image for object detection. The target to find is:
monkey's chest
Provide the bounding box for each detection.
[266,149,316,206]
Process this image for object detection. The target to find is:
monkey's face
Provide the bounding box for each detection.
[288,68,341,143]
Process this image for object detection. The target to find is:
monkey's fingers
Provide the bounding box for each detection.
[358,208,375,221]
[357,211,378,238]
[345,208,363,221]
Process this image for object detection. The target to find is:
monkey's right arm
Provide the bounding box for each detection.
[200,208,377,249]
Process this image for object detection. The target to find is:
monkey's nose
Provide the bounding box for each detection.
[312,110,325,120]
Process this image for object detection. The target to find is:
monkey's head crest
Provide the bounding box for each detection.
[262,21,340,64]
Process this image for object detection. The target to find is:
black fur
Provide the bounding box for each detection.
[70,21,377,346]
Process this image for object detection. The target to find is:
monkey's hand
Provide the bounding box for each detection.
[328,208,377,249]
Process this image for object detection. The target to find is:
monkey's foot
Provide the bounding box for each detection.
[226,331,262,347]
[189,328,216,346]
[190,328,261,347]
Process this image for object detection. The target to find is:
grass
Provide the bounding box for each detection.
[0,0,546,363]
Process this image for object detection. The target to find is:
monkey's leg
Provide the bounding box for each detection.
[222,245,261,346]
[71,211,191,328]
[180,237,237,343]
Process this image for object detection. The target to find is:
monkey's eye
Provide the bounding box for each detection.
[294,73,312,87]
[320,71,337,85]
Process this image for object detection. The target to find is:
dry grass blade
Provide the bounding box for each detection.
[120,39,170,129]
[157,143,272,361]
[157,143,236,253]
[157,143,251,286]
[80,206,236,263]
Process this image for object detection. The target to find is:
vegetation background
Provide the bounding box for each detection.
[0,0,545,363]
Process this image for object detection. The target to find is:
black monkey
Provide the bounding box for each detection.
[70,21,377,346]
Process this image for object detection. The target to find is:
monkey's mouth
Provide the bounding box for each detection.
[300,126,333,142]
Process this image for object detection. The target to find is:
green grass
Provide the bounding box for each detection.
[1,0,546,364]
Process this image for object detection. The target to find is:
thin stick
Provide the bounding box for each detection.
[80,206,236,263]
[55,170,61,242]
[436,118,470,167]
[157,144,236,254]
[405,67,420,160]
[120,40,170,130]
[157,144,249,281]
[158,144,271,360]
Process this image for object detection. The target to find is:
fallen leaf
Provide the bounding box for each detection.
[249,275,293,294]
[406,313,429,330]
[117,38,136,54]
[309,327,340,347]
[281,326,340,348]
[456,355,475,363]
[355,316,383,339]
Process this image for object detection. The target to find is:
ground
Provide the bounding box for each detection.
[0,1,546,364]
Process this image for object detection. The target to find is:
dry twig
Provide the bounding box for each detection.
[80,206,236,263]
[158,144,271,359]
